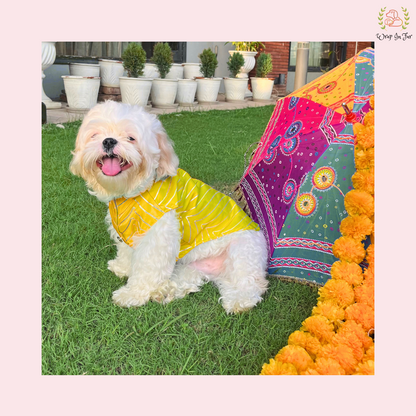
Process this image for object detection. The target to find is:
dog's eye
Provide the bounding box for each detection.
[128,137,135,142]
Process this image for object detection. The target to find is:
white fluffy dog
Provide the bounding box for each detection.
[70,100,268,313]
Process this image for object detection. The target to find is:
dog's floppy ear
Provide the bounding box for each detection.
[155,130,179,181]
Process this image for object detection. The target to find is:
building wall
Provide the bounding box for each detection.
[345,42,373,60]
[248,42,290,97]
[248,41,373,96]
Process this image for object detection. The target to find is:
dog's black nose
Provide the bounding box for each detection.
[102,138,118,150]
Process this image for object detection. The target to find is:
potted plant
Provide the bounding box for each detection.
[61,75,100,111]
[119,42,152,107]
[224,52,247,102]
[69,62,100,77]
[166,63,184,79]
[98,58,126,87]
[227,41,265,97]
[176,78,198,106]
[182,63,203,79]
[250,52,274,101]
[150,42,178,108]
[195,48,221,104]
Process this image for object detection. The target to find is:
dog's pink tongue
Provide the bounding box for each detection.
[102,157,121,176]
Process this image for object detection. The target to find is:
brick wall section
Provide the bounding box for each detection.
[249,42,290,96]
[247,42,373,96]
[345,42,373,60]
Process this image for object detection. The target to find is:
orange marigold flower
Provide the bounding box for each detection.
[354,146,374,170]
[345,303,374,332]
[338,320,374,351]
[352,168,374,195]
[300,368,320,375]
[356,125,374,149]
[366,244,375,268]
[331,260,363,286]
[288,330,322,357]
[275,345,314,373]
[319,279,355,308]
[333,236,366,263]
[363,267,374,285]
[354,360,374,375]
[369,95,374,109]
[340,215,373,241]
[353,122,365,136]
[354,281,374,309]
[301,315,335,344]
[319,343,358,374]
[260,358,298,375]
[333,332,364,362]
[363,110,374,127]
[363,345,375,361]
[312,300,345,325]
[344,190,374,217]
[314,357,346,375]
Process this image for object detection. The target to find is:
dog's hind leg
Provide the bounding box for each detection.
[214,230,269,314]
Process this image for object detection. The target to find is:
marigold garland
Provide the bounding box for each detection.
[331,260,363,286]
[332,237,366,264]
[344,190,374,218]
[260,95,375,376]
[340,215,373,241]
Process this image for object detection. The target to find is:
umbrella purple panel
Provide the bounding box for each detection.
[240,48,374,286]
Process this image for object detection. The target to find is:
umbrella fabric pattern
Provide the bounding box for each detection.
[240,48,374,286]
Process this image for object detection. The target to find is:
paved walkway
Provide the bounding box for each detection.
[45,93,278,124]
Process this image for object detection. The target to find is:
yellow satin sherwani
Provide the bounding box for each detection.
[109,169,260,259]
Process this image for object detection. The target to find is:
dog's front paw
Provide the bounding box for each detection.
[112,286,150,308]
[108,259,129,279]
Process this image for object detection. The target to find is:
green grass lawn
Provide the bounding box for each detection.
[42,106,319,375]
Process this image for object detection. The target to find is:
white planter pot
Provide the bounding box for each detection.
[182,63,203,79]
[250,77,274,101]
[119,77,153,107]
[176,79,197,105]
[42,41,61,108]
[144,63,160,78]
[195,78,222,104]
[69,63,100,77]
[62,76,100,109]
[229,51,257,97]
[166,64,184,80]
[150,78,178,108]
[224,78,249,102]
[229,51,257,79]
[98,59,125,87]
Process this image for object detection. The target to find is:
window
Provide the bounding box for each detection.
[141,42,186,63]
[55,42,187,64]
[289,42,346,72]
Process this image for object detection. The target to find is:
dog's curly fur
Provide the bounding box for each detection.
[70,101,269,313]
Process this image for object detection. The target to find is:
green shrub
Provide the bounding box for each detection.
[256,53,273,78]
[227,52,245,78]
[151,43,173,79]
[198,48,218,78]
[121,42,146,78]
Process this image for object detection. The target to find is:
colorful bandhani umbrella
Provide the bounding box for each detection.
[240,47,374,286]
